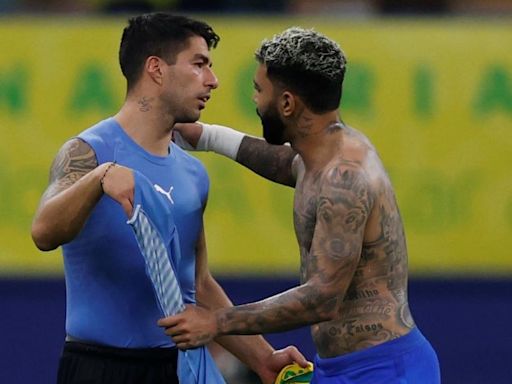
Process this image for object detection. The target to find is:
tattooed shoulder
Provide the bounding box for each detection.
[321,162,374,217]
[45,138,98,198]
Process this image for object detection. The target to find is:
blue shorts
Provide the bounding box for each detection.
[311,328,440,384]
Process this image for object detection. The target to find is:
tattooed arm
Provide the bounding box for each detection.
[236,136,299,187]
[161,164,373,348]
[173,122,299,187]
[193,226,307,383]
[31,139,112,251]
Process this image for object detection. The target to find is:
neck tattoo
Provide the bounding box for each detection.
[138,96,153,112]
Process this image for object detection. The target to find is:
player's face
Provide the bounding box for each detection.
[253,64,288,145]
[164,36,218,123]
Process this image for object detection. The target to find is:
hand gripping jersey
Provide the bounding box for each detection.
[62,117,208,348]
[128,170,224,383]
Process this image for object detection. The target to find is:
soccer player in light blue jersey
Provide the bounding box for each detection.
[31,13,306,384]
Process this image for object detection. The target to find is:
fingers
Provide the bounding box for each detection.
[280,346,308,367]
[159,323,200,350]
[169,335,198,350]
[288,346,309,367]
[157,305,216,349]
[157,315,180,328]
[157,304,193,327]
[121,199,134,218]
[157,317,187,347]
[158,315,188,339]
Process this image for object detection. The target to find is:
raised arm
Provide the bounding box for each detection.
[161,163,373,346]
[173,122,299,187]
[236,136,299,187]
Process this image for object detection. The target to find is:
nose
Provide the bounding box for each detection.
[206,67,219,90]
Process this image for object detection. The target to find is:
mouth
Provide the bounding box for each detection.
[197,95,210,109]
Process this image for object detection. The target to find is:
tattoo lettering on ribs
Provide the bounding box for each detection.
[344,298,394,319]
[330,320,384,337]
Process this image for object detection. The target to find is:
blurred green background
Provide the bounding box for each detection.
[1,17,511,277]
[1,3,511,383]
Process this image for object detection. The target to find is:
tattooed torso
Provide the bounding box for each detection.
[293,126,414,358]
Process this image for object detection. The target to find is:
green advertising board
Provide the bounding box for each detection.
[0,17,511,276]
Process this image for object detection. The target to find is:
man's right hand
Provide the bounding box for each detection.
[173,122,204,150]
[100,163,135,217]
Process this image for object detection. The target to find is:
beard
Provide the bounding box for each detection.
[257,105,287,145]
[174,107,200,124]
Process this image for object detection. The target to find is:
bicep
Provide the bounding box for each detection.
[306,167,373,294]
[42,138,97,202]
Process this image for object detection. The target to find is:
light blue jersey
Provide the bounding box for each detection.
[128,170,225,383]
[62,117,208,348]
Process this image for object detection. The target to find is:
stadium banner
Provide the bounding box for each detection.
[0,17,511,276]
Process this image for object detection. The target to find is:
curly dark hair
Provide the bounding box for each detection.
[256,27,347,113]
[119,12,220,90]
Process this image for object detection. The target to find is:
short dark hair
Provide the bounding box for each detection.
[255,27,347,113]
[119,12,220,90]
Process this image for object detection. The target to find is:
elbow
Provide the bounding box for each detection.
[317,297,339,323]
[306,283,340,323]
[31,222,59,251]
[316,285,343,322]
[322,285,344,322]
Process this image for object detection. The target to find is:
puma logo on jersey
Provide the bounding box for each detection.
[154,184,174,204]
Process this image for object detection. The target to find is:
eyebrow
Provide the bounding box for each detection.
[192,53,211,64]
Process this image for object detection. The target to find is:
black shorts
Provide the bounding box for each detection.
[57,341,179,384]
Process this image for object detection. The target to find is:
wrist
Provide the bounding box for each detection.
[197,123,245,160]
[251,343,276,379]
[214,308,228,336]
[99,162,116,192]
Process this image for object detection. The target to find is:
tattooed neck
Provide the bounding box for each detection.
[138,96,154,112]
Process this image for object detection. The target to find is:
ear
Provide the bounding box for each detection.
[279,91,295,117]
[145,56,164,85]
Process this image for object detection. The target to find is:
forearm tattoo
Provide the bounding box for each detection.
[236,136,297,186]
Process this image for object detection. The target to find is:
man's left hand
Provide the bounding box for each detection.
[257,346,310,384]
[158,304,218,349]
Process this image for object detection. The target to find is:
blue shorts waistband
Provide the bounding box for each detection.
[314,328,427,375]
